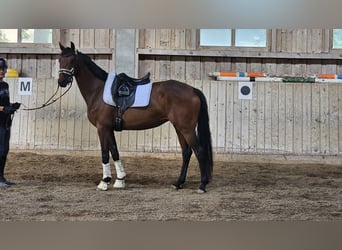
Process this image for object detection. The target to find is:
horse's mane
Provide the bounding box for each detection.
[77,51,108,81]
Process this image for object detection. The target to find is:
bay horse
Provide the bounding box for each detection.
[57,42,213,193]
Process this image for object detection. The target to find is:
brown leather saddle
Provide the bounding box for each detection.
[111,72,151,131]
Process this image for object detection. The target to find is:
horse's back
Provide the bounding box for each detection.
[152,79,197,100]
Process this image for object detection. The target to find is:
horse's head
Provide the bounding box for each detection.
[58,41,77,87]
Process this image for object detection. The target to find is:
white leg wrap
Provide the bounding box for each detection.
[96,163,112,191]
[113,160,126,188]
[102,162,112,180]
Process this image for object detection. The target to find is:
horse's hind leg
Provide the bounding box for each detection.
[180,130,209,193]
[172,129,192,190]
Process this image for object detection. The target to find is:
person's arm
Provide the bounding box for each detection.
[0,105,18,113]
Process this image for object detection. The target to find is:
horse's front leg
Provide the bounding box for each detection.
[96,127,126,191]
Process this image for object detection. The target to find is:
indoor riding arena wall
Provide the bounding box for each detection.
[1,28,342,163]
[6,78,342,162]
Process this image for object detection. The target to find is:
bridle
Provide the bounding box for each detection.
[21,65,74,111]
[58,67,75,85]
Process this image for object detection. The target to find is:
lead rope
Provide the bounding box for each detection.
[21,67,75,111]
[21,83,72,111]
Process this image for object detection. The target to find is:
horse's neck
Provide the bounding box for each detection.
[75,68,104,106]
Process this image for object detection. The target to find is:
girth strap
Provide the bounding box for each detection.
[111,72,151,131]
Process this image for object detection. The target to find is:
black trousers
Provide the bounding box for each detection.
[0,126,10,177]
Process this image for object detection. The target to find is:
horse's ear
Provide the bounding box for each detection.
[59,42,65,51]
[70,42,75,52]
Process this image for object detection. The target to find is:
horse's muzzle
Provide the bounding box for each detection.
[58,68,74,87]
[58,77,72,87]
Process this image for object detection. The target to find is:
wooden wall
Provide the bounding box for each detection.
[1,29,342,158]
[1,29,341,80]
[138,29,342,80]
[7,78,342,157]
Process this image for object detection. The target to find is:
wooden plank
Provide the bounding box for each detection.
[128,130,138,152]
[185,56,201,80]
[307,29,323,53]
[72,86,84,150]
[286,29,294,52]
[276,58,292,76]
[215,57,232,74]
[232,82,242,152]
[160,122,170,152]
[216,80,227,153]
[247,58,262,72]
[311,83,321,154]
[262,58,277,76]
[21,54,37,77]
[88,125,99,150]
[320,84,329,154]
[270,82,279,151]
[170,56,186,80]
[41,79,56,149]
[302,82,312,154]
[137,48,342,60]
[278,82,286,152]
[256,82,265,152]
[264,82,272,152]
[94,29,110,48]
[209,80,218,150]
[295,29,307,52]
[306,59,322,76]
[232,57,247,72]
[138,29,146,48]
[156,29,171,49]
[285,83,294,153]
[240,96,250,152]
[321,59,337,74]
[171,29,186,49]
[185,29,197,50]
[155,55,171,80]
[58,84,68,149]
[65,81,77,149]
[37,55,52,78]
[144,29,156,49]
[68,29,80,47]
[248,82,257,153]
[291,59,307,76]
[225,81,234,152]
[80,29,95,48]
[201,57,216,80]
[328,84,339,155]
[293,83,303,154]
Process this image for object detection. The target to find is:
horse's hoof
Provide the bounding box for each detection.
[96,180,109,191]
[197,188,206,194]
[171,183,183,190]
[113,179,126,188]
[171,184,180,190]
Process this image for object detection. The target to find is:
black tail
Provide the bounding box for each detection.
[194,88,213,181]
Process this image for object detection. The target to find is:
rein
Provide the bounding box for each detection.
[22,68,74,111]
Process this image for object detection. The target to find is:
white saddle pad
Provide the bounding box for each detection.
[103,72,152,107]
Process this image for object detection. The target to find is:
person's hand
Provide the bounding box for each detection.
[3,106,17,114]
[12,102,21,110]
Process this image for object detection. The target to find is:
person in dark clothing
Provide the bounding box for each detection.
[0,58,20,187]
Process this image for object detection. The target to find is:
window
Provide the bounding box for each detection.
[200,29,267,47]
[0,29,52,43]
[332,29,342,49]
